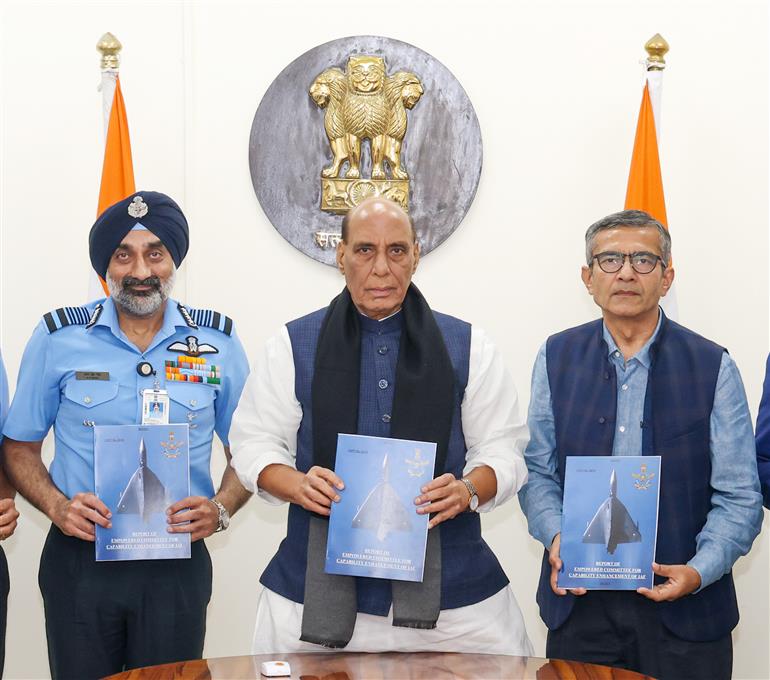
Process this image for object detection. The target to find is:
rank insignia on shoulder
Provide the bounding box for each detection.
[167,336,219,357]
[177,303,198,329]
[43,304,103,334]
[180,304,234,336]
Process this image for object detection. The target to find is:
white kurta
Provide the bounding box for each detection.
[230,323,533,655]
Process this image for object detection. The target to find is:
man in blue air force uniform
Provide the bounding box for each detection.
[230,197,532,654]
[518,210,762,680]
[2,192,250,679]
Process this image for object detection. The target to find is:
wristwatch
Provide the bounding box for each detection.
[460,478,479,512]
[210,498,230,532]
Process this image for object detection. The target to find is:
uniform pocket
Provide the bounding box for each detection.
[63,378,120,408]
[167,383,216,430]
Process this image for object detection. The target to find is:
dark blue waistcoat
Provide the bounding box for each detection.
[260,308,509,615]
[537,314,737,642]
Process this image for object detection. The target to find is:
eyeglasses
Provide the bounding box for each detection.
[592,251,666,275]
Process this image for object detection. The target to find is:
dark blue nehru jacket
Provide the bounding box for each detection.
[260,308,509,615]
[537,314,736,642]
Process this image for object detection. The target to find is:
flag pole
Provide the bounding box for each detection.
[91,32,133,300]
[90,33,123,299]
[96,33,122,145]
[644,34,668,142]
[642,33,677,319]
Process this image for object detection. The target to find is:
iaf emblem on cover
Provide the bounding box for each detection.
[249,35,483,266]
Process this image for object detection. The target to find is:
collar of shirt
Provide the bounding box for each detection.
[89,296,189,353]
[358,309,404,335]
[602,307,663,370]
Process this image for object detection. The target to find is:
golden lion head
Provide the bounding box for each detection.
[385,72,424,109]
[401,81,423,109]
[309,68,346,108]
[346,55,385,93]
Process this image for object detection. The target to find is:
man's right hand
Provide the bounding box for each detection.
[549,532,587,597]
[0,498,19,541]
[51,493,112,542]
[292,466,344,516]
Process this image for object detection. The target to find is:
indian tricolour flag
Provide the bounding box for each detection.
[624,58,677,320]
[88,51,136,301]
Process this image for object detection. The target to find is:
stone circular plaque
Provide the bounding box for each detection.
[249,35,483,266]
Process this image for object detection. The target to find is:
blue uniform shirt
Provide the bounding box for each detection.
[2,297,249,500]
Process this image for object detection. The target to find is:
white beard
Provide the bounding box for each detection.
[106,267,176,317]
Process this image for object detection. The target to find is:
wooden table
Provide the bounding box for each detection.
[106,652,655,679]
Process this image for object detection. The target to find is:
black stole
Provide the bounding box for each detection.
[300,284,455,647]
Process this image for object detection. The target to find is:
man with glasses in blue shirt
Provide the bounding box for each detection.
[519,210,762,680]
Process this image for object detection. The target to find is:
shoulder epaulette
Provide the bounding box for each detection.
[179,303,234,336]
[43,304,103,334]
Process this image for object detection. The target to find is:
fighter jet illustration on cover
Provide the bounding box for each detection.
[116,437,169,523]
[582,468,641,555]
[352,454,412,542]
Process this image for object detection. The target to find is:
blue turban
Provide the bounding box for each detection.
[89,191,189,278]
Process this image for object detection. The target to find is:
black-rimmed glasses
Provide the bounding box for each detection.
[592,251,666,274]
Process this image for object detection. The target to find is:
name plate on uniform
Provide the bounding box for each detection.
[94,424,191,561]
[76,371,110,381]
[325,433,436,582]
[558,455,662,590]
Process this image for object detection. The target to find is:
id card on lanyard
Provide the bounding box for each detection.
[141,389,170,425]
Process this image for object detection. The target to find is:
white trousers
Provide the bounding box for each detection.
[252,585,533,655]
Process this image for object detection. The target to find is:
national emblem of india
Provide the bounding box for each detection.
[309,56,423,213]
[249,36,482,267]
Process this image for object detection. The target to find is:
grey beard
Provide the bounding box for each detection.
[106,268,176,317]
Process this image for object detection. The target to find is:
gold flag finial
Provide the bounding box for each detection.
[97,32,122,70]
[645,33,669,71]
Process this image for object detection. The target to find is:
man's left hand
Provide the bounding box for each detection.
[637,562,701,602]
[167,496,220,542]
[414,473,469,529]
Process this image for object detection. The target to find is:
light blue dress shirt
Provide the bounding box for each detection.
[2,297,249,500]
[519,314,762,589]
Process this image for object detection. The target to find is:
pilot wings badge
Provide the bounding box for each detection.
[167,336,219,357]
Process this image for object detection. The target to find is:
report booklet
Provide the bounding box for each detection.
[94,424,191,561]
[325,433,437,582]
[558,455,661,590]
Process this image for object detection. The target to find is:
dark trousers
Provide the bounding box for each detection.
[39,525,212,680]
[546,591,732,680]
[0,546,8,679]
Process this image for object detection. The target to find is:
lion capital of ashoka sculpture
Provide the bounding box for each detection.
[309,55,424,214]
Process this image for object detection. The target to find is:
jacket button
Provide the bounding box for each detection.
[603,372,610,380]
[598,416,606,424]
[83,396,92,404]
[382,414,391,423]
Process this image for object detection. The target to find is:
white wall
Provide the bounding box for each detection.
[1,1,767,678]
